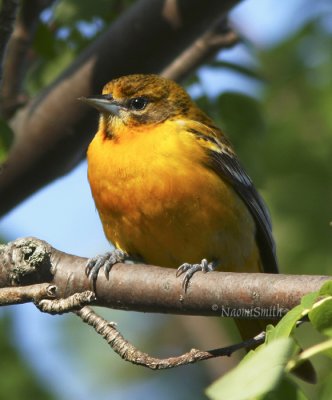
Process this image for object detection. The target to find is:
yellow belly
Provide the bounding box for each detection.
[87,122,261,272]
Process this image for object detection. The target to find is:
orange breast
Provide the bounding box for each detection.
[87,121,261,272]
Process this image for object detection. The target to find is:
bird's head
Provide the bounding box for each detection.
[80,74,212,138]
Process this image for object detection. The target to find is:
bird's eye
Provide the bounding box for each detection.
[103,93,113,101]
[128,97,148,111]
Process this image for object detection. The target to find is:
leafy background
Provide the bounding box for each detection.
[0,0,331,399]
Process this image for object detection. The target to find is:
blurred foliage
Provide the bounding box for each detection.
[198,20,332,277]
[26,0,134,94]
[207,338,300,400]
[0,0,331,399]
[0,118,14,164]
[259,21,332,276]
[0,312,54,400]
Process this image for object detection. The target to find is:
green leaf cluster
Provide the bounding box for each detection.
[206,281,332,400]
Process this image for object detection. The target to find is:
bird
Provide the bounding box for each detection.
[80,75,318,383]
[81,73,278,340]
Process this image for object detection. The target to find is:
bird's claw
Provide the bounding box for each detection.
[177,258,216,291]
[86,249,129,287]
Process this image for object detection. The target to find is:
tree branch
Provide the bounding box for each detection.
[74,306,266,369]
[162,16,239,81]
[0,0,241,217]
[0,282,53,305]
[0,237,329,317]
[37,292,261,369]
[0,0,55,118]
[1,236,327,370]
[0,0,19,89]
[37,294,266,369]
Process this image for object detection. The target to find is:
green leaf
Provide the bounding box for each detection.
[206,338,295,400]
[266,306,304,342]
[320,372,332,400]
[217,92,266,139]
[266,290,320,342]
[319,280,332,296]
[300,290,320,309]
[262,376,309,400]
[309,297,332,337]
[26,44,76,94]
[33,23,57,59]
[0,118,14,163]
[288,338,332,366]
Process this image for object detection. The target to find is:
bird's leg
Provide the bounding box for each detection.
[176,259,217,291]
[85,249,131,285]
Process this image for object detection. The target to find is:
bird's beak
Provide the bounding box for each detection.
[78,95,121,116]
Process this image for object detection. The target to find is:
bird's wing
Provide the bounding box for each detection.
[184,119,278,274]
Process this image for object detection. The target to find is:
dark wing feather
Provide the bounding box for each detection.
[207,149,278,273]
[185,122,278,273]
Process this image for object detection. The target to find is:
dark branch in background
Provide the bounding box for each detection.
[0,237,329,315]
[0,0,241,217]
[0,0,19,90]
[162,16,239,81]
[0,0,55,118]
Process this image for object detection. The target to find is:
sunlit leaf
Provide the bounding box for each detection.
[319,281,332,296]
[300,291,320,309]
[206,338,295,400]
[289,338,332,364]
[309,297,332,337]
[266,291,319,342]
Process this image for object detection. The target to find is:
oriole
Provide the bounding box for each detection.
[81,74,278,340]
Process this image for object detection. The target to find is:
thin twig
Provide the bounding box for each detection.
[37,290,96,314]
[75,306,265,369]
[0,282,55,305]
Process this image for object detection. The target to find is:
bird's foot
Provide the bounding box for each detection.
[86,249,130,287]
[176,258,217,291]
